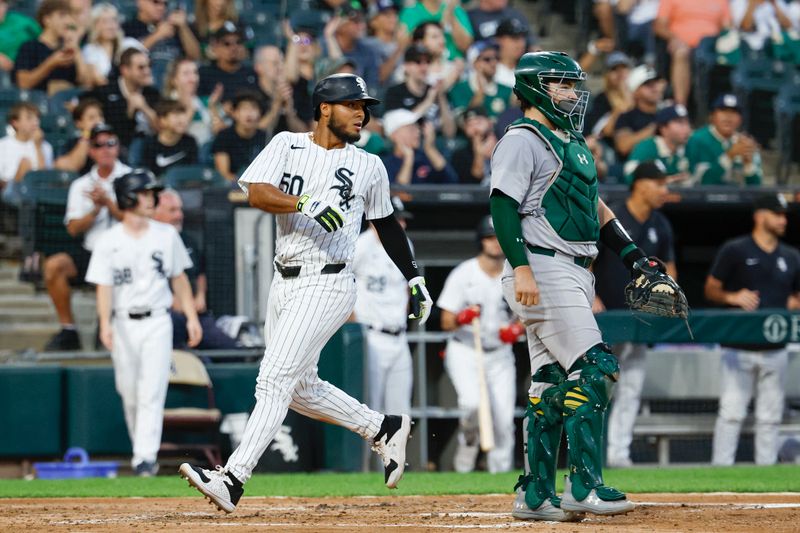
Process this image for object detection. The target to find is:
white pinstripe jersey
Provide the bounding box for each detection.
[239,132,394,266]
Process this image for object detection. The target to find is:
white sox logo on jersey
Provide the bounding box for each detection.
[332,167,355,209]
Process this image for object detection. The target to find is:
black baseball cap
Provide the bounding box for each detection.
[213,21,245,40]
[632,160,667,182]
[605,51,633,70]
[404,45,432,63]
[89,123,115,140]
[712,93,741,113]
[495,18,527,38]
[753,193,789,213]
[655,104,689,126]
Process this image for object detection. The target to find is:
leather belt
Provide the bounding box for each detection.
[368,325,406,336]
[276,262,346,278]
[114,308,167,320]
[526,244,593,269]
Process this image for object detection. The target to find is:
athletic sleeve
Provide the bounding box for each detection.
[437,266,466,313]
[85,236,112,285]
[167,226,193,277]
[708,241,736,282]
[364,156,393,220]
[489,133,534,204]
[237,131,289,194]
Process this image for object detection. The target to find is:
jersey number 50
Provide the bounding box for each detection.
[280,173,304,196]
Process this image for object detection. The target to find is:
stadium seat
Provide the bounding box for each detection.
[17,171,81,262]
[162,165,228,190]
[0,88,48,117]
[48,87,83,115]
[693,36,735,121]
[18,170,78,204]
[159,350,223,468]
[774,75,800,183]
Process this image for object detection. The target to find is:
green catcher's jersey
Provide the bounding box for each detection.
[686,125,762,185]
[623,135,690,184]
[490,118,600,259]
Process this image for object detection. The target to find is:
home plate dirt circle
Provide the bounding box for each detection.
[2,493,800,532]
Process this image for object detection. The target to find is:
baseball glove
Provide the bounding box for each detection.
[624,257,689,319]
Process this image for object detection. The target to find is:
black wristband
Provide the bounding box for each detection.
[599,218,646,271]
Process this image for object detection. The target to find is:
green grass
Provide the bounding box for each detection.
[1,466,799,498]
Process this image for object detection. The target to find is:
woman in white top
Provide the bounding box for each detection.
[412,21,464,92]
[81,3,124,85]
[731,0,800,51]
[162,57,223,146]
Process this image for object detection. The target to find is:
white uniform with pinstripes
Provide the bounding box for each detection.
[228,131,393,483]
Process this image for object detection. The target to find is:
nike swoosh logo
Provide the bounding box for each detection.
[156,152,186,167]
[290,145,304,150]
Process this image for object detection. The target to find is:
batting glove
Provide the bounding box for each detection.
[296,194,345,233]
[456,306,480,326]
[408,276,432,325]
[498,322,525,344]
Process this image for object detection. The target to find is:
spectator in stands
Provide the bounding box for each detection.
[687,93,762,185]
[616,0,660,61]
[467,0,531,42]
[614,64,663,158]
[448,40,512,119]
[451,107,497,184]
[88,48,159,152]
[365,0,404,87]
[323,3,381,91]
[122,0,200,66]
[197,22,257,103]
[381,109,457,185]
[253,45,309,134]
[282,24,320,121]
[400,0,474,58]
[494,17,528,89]
[163,57,223,146]
[81,3,132,85]
[0,102,54,206]
[192,0,239,58]
[154,188,239,349]
[594,161,676,468]
[411,21,464,91]
[584,52,633,144]
[593,0,618,48]
[624,104,691,184]
[140,99,198,175]
[0,0,40,72]
[43,123,130,351]
[384,44,457,138]
[654,0,731,106]
[211,91,267,182]
[54,97,104,176]
[732,0,800,51]
[14,0,92,93]
[706,193,800,465]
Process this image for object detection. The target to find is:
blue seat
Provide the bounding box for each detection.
[0,88,48,116]
[732,57,797,147]
[774,75,800,183]
[162,165,228,190]
[18,170,78,203]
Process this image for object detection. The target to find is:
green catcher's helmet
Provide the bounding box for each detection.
[514,51,589,134]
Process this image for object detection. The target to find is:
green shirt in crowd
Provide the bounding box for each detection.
[0,11,40,62]
[399,2,473,60]
[623,135,690,184]
[686,125,762,185]
[448,74,513,118]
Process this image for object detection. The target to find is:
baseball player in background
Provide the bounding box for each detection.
[593,161,677,468]
[86,170,202,477]
[489,51,675,521]
[180,73,432,514]
[706,193,800,465]
[353,196,415,415]
[437,216,520,474]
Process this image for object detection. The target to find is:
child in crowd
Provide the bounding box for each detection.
[140,99,199,175]
[54,97,105,176]
[211,91,267,182]
[0,102,54,205]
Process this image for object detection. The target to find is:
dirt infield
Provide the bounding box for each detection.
[2,493,799,532]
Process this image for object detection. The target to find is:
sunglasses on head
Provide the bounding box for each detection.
[92,138,119,148]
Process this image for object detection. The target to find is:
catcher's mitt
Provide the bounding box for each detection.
[624,257,689,319]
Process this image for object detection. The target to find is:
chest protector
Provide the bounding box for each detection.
[508,118,599,243]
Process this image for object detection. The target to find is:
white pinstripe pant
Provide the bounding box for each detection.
[226,269,384,483]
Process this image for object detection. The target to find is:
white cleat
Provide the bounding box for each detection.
[371,414,412,489]
[560,475,635,516]
[179,463,244,514]
[511,488,585,522]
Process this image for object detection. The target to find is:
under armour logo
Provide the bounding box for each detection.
[331,167,355,209]
[577,153,589,165]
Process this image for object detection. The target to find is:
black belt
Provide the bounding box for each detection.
[368,325,406,336]
[276,262,346,278]
[526,244,593,269]
[114,308,165,320]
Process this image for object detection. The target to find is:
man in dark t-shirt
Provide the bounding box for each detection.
[705,193,800,466]
[198,22,257,103]
[593,161,676,468]
[122,0,199,67]
[613,65,663,159]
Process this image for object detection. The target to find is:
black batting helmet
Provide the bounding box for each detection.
[475,215,496,249]
[114,169,164,210]
[312,73,380,126]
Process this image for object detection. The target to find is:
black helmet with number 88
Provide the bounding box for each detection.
[114,169,165,210]
[312,73,381,126]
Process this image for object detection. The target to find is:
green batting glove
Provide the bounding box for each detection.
[408,276,432,325]
[296,194,345,233]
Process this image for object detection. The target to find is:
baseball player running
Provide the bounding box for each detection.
[490,51,685,521]
[353,196,415,415]
[86,170,202,476]
[437,216,520,473]
[180,74,432,513]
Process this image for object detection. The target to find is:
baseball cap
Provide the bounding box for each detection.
[89,123,115,140]
[606,51,633,70]
[627,64,659,92]
[495,18,527,38]
[213,21,245,40]
[753,193,789,213]
[459,106,489,128]
[655,104,689,126]
[370,0,398,16]
[712,93,741,113]
[632,160,667,182]
[467,39,499,64]
[404,44,433,63]
[338,0,365,19]
[391,196,413,220]
[315,56,359,79]
[383,109,421,136]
